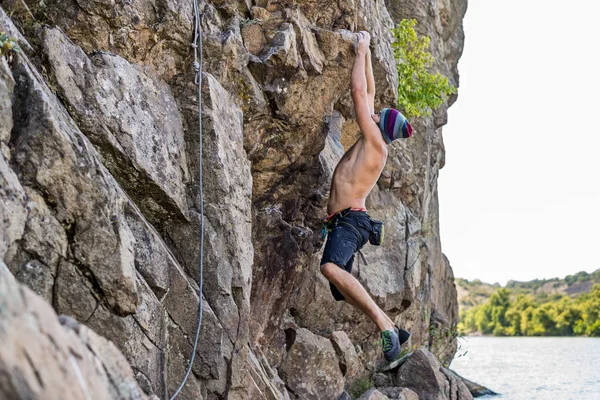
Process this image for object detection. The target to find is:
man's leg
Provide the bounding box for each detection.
[343,293,396,329]
[321,262,394,331]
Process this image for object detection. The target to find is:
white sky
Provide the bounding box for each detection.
[438,0,600,285]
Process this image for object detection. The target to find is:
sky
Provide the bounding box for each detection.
[438,0,600,285]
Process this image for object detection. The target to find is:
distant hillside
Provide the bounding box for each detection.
[457,269,600,312]
[455,278,499,311]
[455,269,600,311]
[506,269,600,297]
[457,269,600,337]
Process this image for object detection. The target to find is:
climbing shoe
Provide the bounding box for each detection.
[381,326,411,361]
[381,329,400,361]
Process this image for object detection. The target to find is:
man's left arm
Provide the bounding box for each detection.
[352,32,384,148]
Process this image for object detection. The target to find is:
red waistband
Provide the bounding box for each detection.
[324,207,368,222]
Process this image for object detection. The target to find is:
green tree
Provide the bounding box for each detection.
[530,303,558,336]
[391,19,456,117]
[459,283,600,337]
[519,306,536,336]
[489,288,511,335]
[553,296,580,335]
[574,285,600,336]
[504,294,534,335]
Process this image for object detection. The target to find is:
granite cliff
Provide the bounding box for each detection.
[0,0,468,398]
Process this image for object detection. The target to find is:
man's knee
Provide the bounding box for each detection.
[320,262,339,280]
[321,263,346,302]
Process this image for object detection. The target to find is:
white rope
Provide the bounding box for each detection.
[169,0,204,397]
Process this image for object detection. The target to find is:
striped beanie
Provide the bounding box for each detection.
[378,108,413,143]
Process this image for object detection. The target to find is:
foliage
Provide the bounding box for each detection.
[391,19,456,117]
[240,18,262,27]
[459,284,600,337]
[564,269,600,285]
[458,269,600,313]
[348,376,374,399]
[504,269,600,290]
[429,324,467,365]
[0,32,20,58]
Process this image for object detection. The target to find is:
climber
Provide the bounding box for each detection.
[319,31,413,362]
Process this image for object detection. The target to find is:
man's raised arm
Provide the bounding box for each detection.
[352,32,383,147]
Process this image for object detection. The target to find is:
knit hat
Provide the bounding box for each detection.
[378,108,413,144]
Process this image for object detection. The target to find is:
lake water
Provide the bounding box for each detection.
[449,337,600,400]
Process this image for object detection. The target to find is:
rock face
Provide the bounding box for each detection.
[280,327,345,399]
[42,27,191,224]
[394,349,473,400]
[0,0,467,398]
[0,262,151,400]
[449,370,498,398]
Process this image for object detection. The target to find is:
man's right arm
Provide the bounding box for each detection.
[365,48,376,115]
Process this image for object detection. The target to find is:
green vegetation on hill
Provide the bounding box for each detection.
[506,269,600,292]
[458,270,600,337]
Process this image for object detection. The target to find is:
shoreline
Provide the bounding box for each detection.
[461,334,600,338]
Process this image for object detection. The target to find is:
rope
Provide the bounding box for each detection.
[169,0,204,398]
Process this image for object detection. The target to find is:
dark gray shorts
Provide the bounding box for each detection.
[320,209,373,301]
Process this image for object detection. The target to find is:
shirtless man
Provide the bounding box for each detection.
[320,31,413,361]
